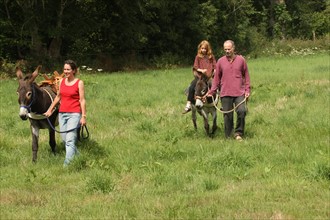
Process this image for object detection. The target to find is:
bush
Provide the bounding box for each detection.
[153,52,187,69]
[254,36,330,58]
[0,58,16,78]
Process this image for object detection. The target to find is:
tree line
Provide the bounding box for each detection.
[0,0,329,72]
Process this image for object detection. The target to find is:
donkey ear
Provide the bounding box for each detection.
[31,65,42,82]
[16,67,23,79]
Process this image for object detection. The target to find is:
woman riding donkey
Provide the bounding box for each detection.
[183,40,216,114]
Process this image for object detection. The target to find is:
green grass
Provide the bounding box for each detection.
[0,53,329,219]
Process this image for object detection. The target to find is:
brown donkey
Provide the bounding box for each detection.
[16,66,58,162]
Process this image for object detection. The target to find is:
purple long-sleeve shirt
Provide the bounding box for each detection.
[193,55,216,78]
[209,55,251,97]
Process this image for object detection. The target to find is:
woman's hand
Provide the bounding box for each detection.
[43,109,52,117]
[80,116,86,126]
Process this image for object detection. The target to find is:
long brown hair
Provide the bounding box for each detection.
[197,40,214,59]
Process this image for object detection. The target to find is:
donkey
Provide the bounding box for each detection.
[16,66,58,162]
[191,76,218,137]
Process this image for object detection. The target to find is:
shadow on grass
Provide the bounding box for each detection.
[77,138,107,158]
[54,138,106,157]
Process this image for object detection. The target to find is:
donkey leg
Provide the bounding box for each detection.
[31,125,39,162]
[203,118,210,136]
[49,129,56,155]
[211,110,218,134]
[202,113,210,136]
[192,107,197,130]
[193,120,197,130]
[199,110,210,136]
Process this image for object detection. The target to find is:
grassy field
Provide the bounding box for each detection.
[0,53,329,219]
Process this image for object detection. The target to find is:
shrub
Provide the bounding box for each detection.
[0,58,17,78]
[153,52,186,69]
[256,36,329,58]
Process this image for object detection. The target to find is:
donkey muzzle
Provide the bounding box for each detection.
[19,106,29,120]
[195,99,204,108]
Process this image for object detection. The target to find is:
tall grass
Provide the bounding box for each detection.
[0,53,329,219]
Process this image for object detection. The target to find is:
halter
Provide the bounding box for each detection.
[22,86,56,119]
[195,79,210,103]
[20,84,36,113]
[195,84,214,104]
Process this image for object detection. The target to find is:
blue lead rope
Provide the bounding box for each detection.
[46,117,89,140]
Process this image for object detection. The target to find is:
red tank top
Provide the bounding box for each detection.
[59,79,81,113]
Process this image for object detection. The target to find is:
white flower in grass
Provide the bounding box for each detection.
[81,65,87,69]
[87,67,92,71]
[97,69,103,72]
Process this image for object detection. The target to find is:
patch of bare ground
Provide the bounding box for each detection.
[116,174,135,192]
[0,190,47,206]
[270,211,285,220]
[302,79,329,86]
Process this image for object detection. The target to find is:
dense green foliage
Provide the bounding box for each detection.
[0,0,329,71]
[0,53,329,219]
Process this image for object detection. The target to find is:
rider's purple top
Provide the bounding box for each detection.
[193,54,216,78]
[209,55,250,97]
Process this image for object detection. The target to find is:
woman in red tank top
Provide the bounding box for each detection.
[44,60,86,166]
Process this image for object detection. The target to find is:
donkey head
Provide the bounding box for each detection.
[16,66,41,120]
[194,78,209,108]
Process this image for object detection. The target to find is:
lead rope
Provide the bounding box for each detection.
[46,117,89,141]
[211,95,247,114]
[43,86,89,140]
[27,86,56,119]
[78,125,90,140]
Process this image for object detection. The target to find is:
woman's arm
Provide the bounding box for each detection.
[44,80,62,117]
[79,80,86,125]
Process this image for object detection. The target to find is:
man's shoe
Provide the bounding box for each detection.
[235,135,243,141]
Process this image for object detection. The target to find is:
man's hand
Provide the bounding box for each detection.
[245,92,250,100]
[206,92,213,97]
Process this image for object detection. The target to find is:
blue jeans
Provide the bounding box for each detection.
[59,113,81,165]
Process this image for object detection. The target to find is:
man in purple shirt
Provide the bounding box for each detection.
[207,40,251,140]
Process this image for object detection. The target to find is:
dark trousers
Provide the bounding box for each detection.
[187,77,199,104]
[221,96,247,138]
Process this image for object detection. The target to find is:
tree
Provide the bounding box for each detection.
[1,0,75,66]
[273,0,292,40]
[211,0,257,54]
[286,0,328,39]
[0,0,329,71]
